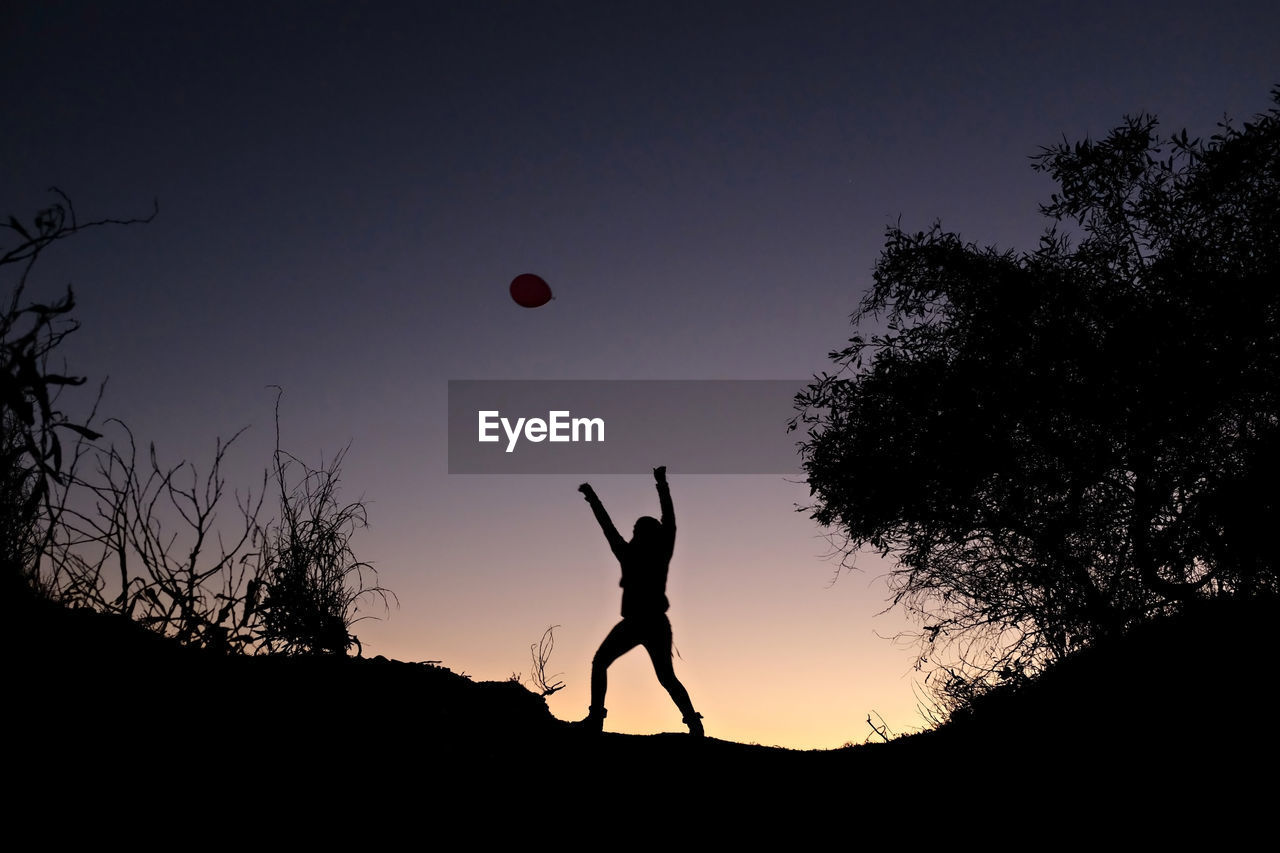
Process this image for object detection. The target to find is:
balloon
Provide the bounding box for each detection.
[510,273,552,308]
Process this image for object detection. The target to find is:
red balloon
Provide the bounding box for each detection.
[510,273,552,308]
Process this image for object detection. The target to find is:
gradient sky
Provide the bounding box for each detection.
[4,1,1277,748]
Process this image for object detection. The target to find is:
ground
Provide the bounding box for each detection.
[10,589,1275,829]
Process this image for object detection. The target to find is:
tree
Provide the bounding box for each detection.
[792,89,1280,706]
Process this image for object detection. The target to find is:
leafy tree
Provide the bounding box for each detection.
[793,89,1280,706]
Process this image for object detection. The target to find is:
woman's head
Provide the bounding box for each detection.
[631,515,661,544]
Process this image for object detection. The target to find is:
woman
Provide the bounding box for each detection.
[576,466,703,736]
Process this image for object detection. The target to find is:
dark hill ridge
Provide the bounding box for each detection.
[10,589,1275,814]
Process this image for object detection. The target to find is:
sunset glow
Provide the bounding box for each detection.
[6,1,1277,750]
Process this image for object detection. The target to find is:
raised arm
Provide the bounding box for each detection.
[654,466,674,535]
[579,483,626,557]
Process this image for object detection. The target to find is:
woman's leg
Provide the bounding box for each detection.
[589,619,640,717]
[641,616,701,732]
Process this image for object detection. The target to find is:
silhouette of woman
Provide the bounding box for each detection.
[576,466,703,736]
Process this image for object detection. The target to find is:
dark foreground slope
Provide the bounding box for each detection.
[10,590,1276,826]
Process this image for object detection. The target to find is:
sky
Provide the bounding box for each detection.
[3,1,1277,749]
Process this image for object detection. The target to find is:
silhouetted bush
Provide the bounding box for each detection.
[257,395,395,655]
[528,624,565,696]
[1,190,146,595]
[42,421,267,652]
[3,192,392,656]
[0,410,42,590]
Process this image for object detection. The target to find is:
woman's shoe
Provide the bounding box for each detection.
[574,706,607,734]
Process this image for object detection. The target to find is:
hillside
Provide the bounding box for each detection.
[10,589,1275,823]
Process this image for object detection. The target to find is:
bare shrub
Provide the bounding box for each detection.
[529,625,565,696]
[256,392,396,655]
